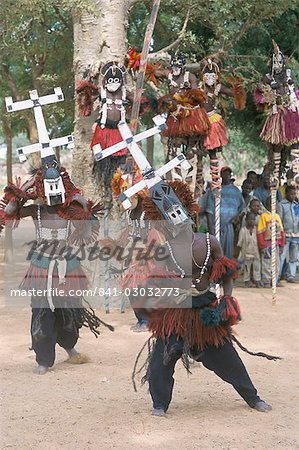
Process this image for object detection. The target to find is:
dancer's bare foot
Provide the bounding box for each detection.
[66,348,89,364]
[33,365,48,375]
[151,408,166,417]
[253,400,272,412]
[66,348,79,358]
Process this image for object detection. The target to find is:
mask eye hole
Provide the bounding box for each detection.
[108,77,113,83]
[114,78,119,83]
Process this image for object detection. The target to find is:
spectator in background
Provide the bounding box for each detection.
[257,197,285,288]
[206,166,245,259]
[254,173,282,207]
[241,198,264,227]
[278,185,299,283]
[241,179,253,205]
[246,170,258,190]
[235,179,254,248]
[279,169,296,200]
[237,212,261,288]
[197,181,211,233]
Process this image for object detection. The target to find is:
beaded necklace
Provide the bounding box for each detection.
[36,205,70,243]
[191,232,211,287]
[164,232,211,283]
[164,240,186,278]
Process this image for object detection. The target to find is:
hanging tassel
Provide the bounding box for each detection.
[132,336,155,392]
[200,295,241,327]
[79,301,115,337]
[232,336,282,361]
[200,307,221,326]
[75,81,99,116]
[219,295,241,326]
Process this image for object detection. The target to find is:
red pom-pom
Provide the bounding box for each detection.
[219,295,241,326]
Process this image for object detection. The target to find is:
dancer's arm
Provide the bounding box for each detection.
[210,235,235,297]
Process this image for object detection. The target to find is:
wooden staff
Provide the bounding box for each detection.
[270,184,277,305]
[210,157,221,298]
[104,207,110,313]
[291,148,299,196]
[130,0,161,134]
[271,151,281,305]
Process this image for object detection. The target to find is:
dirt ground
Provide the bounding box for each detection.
[0,285,298,450]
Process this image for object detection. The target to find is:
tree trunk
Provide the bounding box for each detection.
[27,116,41,169]
[3,117,13,263]
[72,0,130,200]
[146,135,154,166]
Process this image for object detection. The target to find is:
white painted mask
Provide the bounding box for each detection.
[204,72,217,86]
[272,53,284,74]
[106,77,121,92]
[43,171,65,206]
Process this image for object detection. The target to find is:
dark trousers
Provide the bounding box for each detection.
[148,335,261,411]
[133,308,148,323]
[129,295,148,323]
[31,308,79,367]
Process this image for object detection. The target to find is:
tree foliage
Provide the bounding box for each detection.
[0,0,74,145]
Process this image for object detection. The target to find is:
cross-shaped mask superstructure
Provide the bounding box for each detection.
[97,115,193,229]
[5,88,74,206]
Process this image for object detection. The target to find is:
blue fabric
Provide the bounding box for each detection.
[278,200,299,235]
[253,186,282,207]
[30,252,80,271]
[206,185,245,227]
[279,237,299,279]
[206,185,245,258]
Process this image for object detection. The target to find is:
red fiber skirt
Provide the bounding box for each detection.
[20,264,89,295]
[204,117,228,150]
[91,125,128,156]
[148,307,232,350]
[260,107,299,145]
[163,107,210,138]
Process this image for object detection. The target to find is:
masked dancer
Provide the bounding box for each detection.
[131,181,277,417]
[158,52,210,194]
[0,158,113,375]
[76,61,131,197]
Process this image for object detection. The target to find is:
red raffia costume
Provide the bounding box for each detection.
[197,57,246,202]
[156,53,210,194]
[76,62,129,194]
[199,57,246,156]
[1,168,113,370]
[254,40,299,179]
[159,89,210,139]
[134,181,240,349]
[146,257,240,350]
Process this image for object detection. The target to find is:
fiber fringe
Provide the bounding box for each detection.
[231,335,282,361]
[210,257,239,284]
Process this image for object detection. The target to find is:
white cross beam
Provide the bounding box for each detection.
[96,114,191,209]
[94,114,166,161]
[5,88,74,162]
